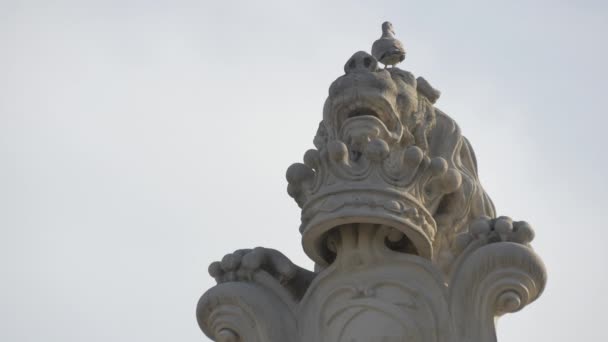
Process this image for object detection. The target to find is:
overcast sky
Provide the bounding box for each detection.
[1,0,607,341]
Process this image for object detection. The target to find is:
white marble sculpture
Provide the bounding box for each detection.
[197,22,546,342]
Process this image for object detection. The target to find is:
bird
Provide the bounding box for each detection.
[372,21,406,68]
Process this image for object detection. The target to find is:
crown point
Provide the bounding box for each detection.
[365,138,390,161]
[327,140,348,162]
[286,163,314,184]
[303,149,321,169]
[403,146,424,165]
[430,157,448,175]
[440,169,463,193]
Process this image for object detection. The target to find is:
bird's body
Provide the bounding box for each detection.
[372,22,406,68]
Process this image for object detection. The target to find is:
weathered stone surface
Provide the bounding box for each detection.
[197,22,546,342]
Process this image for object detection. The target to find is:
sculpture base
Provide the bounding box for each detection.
[197,224,546,342]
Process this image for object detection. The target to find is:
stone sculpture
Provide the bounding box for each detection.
[197,22,546,342]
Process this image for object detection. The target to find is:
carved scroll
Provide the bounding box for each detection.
[196,272,297,341]
[449,242,547,342]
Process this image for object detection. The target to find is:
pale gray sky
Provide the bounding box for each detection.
[1,0,607,341]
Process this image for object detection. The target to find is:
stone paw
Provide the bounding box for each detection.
[452,216,535,255]
[208,247,298,285]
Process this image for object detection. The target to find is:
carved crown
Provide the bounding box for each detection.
[287,51,464,266]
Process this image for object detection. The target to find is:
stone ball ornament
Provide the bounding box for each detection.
[196,22,547,342]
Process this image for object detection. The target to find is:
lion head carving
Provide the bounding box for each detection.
[287,50,495,270]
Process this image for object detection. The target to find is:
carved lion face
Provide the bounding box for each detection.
[320,51,420,153]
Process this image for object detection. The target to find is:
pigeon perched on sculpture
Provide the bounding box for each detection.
[372,21,406,68]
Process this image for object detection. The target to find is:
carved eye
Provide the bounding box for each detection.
[348,59,356,69]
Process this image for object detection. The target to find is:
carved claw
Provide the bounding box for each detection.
[453,216,535,256]
[208,247,316,300]
[209,247,295,284]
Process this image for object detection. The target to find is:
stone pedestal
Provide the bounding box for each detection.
[196,23,546,342]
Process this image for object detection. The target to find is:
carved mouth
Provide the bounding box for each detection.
[335,98,398,133]
[331,97,403,151]
[347,108,380,120]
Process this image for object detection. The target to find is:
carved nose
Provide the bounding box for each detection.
[344,51,378,74]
